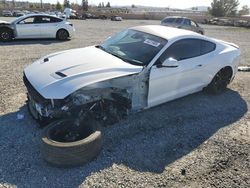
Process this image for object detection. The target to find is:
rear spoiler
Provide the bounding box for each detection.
[224,41,239,49]
[214,39,239,49]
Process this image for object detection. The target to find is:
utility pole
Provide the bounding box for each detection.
[12,0,15,8]
[40,0,43,9]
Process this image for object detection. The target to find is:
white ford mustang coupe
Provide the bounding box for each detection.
[23,25,240,125]
[0,14,75,41]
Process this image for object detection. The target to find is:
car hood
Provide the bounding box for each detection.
[0,20,10,25]
[24,46,143,99]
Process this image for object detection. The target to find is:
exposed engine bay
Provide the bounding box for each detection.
[24,71,149,126]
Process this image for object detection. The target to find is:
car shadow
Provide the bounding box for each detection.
[0,38,70,46]
[0,89,247,187]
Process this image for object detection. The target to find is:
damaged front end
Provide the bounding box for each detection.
[24,71,149,126]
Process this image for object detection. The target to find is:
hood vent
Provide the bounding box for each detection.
[55,72,67,78]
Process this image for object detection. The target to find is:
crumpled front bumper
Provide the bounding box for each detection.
[23,73,54,119]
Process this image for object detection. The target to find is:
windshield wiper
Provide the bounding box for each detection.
[95,45,107,52]
[111,53,143,66]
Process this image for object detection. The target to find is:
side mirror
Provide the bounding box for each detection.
[157,58,179,68]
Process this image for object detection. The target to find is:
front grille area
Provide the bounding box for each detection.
[23,73,50,104]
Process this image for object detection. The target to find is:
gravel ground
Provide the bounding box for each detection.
[0,18,250,188]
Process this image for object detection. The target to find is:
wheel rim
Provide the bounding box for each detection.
[1,32,10,40]
[213,72,230,92]
[58,30,68,40]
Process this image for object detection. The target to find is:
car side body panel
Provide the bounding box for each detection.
[3,14,75,39]
[147,35,240,108]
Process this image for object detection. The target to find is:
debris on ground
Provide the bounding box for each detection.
[238,66,250,72]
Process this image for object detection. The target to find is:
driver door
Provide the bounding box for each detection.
[148,39,210,108]
[15,16,41,38]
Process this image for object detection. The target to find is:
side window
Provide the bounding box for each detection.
[158,39,202,63]
[34,16,62,24]
[19,17,35,24]
[201,40,216,55]
[183,19,191,26]
[175,18,183,24]
[163,18,175,23]
[41,17,51,23]
[157,39,216,64]
[50,17,62,23]
[191,21,198,27]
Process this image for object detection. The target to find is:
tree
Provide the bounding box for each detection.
[63,0,70,8]
[56,1,62,10]
[40,0,43,8]
[2,0,6,8]
[98,2,101,8]
[29,4,34,9]
[209,0,224,17]
[209,0,239,17]
[106,2,110,7]
[239,5,250,15]
[101,2,104,7]
[82,0,88,11]
[131,4,136,8]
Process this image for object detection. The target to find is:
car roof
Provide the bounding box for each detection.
[18,14,61,20]
[26,13,61,18]
[131,25,200,40]
[164,16,188,19]
[13,14,62,23]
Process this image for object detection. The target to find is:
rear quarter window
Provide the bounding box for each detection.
[50,17,63,23]
[201,40,216,55]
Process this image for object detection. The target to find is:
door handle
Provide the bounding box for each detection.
[196,64,202,67]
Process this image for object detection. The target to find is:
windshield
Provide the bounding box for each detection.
[10,15,26,24]
[98,29,167,66]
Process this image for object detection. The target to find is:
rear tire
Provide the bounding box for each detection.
[56,29,69,40]
[0,29,13,42]
[205,67,232,94]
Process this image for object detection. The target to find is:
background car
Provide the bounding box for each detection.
[161,16,204,35]
[0,14,75,41]
[2,10,13,17]
[99,15,107,20]
[16,12,25,17]
[23,26,240,125]
[111,16,123,21]
[12,10,22,17]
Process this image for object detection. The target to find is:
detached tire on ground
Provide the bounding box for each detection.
[41,118,102,167]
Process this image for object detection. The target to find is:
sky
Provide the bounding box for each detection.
[14,0,250,9]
